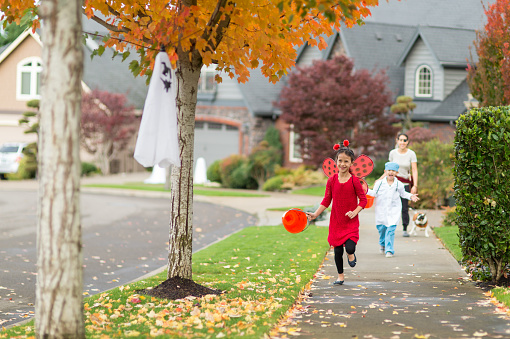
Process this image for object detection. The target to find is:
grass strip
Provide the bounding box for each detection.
[291,186,325,196]
[491,287,510,309]
[1,225,328,338]
[83,183,268,197]
[433,225,462,261]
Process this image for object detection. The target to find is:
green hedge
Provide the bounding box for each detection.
[453,106,510,283]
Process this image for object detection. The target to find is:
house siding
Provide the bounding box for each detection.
[404,39,444,100]
[444,68,467,98]
[215,75,244,101]
[0,37,42,113]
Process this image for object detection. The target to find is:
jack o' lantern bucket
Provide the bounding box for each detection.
[282,208,309,233]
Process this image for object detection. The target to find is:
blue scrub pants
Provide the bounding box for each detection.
[376,224,397,254]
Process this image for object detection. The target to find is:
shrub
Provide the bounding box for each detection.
[411,139,454,209]
[5,156,35,180]
[407,126,435,145]
[262,175,285,191]
[230,162,258,189]
[454,106,510,283]
[207,160,222,183]
[220,155,256,189]
[280,166,326,190]
[441,206,457,228]
[81,162,100,176]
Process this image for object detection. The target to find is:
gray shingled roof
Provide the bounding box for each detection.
[80,16,148,109]
[340,22,417,97]
[82,43,148,109]
[364,0,493,30]
[237,68,287,117]
[398,26,478,66]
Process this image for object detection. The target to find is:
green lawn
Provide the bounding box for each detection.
[433,225,462,261]
[291,186,325,196]
[1,225,329,339]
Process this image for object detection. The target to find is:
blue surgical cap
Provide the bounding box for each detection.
[385,162,399,172]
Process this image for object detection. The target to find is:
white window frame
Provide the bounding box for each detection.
[289,125,303,163]
[197,65,217,93]
[414,65,433,98]
[17,57,42,101]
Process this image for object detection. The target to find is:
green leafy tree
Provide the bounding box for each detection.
[390,96,416,131]
[17,99,40,178]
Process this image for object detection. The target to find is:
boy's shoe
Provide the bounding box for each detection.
[403,231,410,237]
[379,246,385,254]
[333,280,344,285]
[385,252,394,258]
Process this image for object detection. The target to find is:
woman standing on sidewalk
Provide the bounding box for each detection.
[306,141,367,285]
[383,133,418,237]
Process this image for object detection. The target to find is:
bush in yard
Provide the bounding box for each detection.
[207,160,222,184]
[81,162,100,177]
[230,161,258,189]
[407,126,436,145]
[281,166,326,190]
[411,139,454,209]
[262,175,285,191]
[219,155,255,189]
[454,106,510,283]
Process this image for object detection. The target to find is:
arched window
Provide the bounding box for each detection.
[17,57,42,100]
[415,65,432,98]
[197,65,217,93]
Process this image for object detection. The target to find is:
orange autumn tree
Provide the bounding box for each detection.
[1,0,382,284]
[467,0,510,106]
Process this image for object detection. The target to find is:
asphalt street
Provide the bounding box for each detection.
[0,189,256,327]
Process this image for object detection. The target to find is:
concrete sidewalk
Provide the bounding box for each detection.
[276,209,510,338]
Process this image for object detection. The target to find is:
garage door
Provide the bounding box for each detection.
[194,121,239,170]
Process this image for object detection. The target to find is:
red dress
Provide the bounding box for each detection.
[321,174,367,247]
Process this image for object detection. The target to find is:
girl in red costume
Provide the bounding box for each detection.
[306,140,367,285]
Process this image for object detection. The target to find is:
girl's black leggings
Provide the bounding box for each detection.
[334,239,356,274]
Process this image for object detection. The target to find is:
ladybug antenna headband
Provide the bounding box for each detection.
[333,140,354,159]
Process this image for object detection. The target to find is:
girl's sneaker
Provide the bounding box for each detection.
[379,246,385,254]
[385,252,394,258]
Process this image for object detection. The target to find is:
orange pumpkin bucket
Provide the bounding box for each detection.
[282,208,309,233]
[366,195,375,208]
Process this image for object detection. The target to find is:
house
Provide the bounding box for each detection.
[0,0,493,174]
[194,0,493,168]
[0,18,149,174]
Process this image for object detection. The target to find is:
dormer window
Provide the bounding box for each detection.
[415,65,432,98]
[198,65,217,93]
[17,57,42,100]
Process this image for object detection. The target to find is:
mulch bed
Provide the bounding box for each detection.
[138,277,223,300]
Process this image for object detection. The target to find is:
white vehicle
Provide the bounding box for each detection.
[0,142,28,179]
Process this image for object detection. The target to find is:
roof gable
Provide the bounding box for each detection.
[397,26,477,67]
[0,29,42,65]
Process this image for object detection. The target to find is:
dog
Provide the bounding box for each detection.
[409,211,431,237]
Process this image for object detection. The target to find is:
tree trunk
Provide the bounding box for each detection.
[36,0,84,338]
[167,50,202,279]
